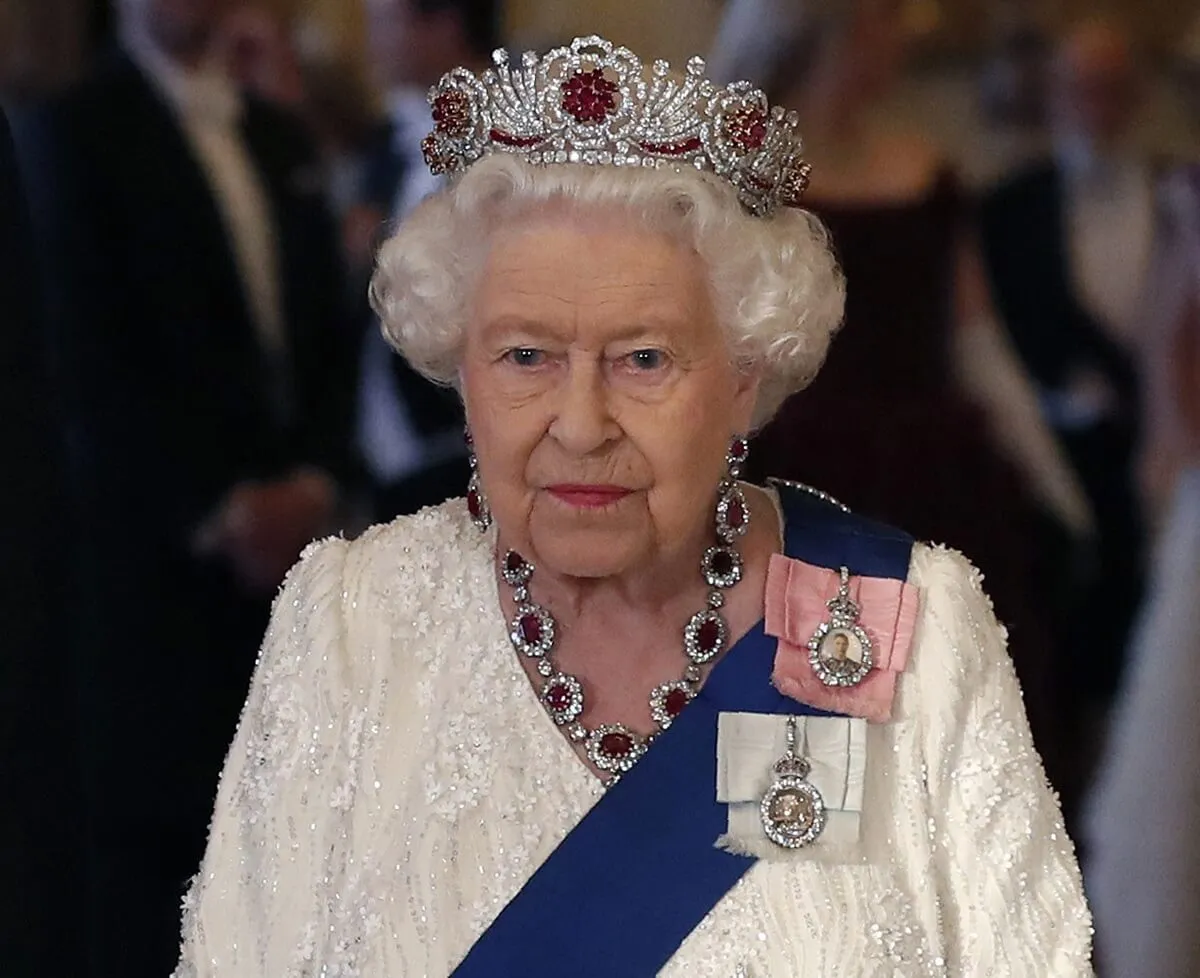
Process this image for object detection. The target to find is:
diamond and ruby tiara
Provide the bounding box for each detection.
[420,35,812,218]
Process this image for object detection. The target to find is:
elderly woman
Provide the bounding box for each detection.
[173,36,1090,977]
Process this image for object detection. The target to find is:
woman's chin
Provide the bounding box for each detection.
[528,525,648,581]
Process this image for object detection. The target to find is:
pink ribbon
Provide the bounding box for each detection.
[764,555,920,723]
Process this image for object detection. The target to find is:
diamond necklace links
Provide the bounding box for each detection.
[502,440,752,782]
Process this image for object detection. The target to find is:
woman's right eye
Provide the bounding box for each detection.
[504,347,545,368]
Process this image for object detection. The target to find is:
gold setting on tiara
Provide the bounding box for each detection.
[420,35,812,218]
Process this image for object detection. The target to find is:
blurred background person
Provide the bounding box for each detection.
[970,6,1053,187]
[0,106,83,977]
[14,0,357,973]
[216,2,306,109]
[978,12,1049,132]
[1084,162,1200,978]
[981,18,1155,811]
[213,6,382,288]
[351,0,501,523]
[704,0,806,86]
[728,0,1091,781]
[294,52,380,228]
[0,0,95,102]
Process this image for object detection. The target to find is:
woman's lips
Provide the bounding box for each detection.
[546,485,634,509]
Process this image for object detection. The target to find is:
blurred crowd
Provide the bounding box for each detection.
[1,0,1198,975]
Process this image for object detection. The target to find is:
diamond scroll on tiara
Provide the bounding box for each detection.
[420,35,812,218]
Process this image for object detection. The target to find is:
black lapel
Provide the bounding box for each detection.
[111,51,303,438]
[1035,166,1073,300]
[107,51,259,341]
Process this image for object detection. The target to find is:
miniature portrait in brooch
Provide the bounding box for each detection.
[819,628,864,668]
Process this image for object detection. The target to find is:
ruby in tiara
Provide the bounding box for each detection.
[420,35,812,218]
[421,133,457,176]
[432,89,472,137]
[725,107,768,152]
[561,68,619,124]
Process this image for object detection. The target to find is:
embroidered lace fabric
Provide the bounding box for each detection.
[172,498,1092,977]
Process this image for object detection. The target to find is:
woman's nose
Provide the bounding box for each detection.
[547,359,618,456]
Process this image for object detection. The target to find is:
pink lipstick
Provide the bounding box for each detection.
[546,485,633,509]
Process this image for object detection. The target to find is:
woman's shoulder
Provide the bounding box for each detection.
[903,542,1018,698]
[339,497,493,617]
[908,542,1003,643]
[248,499,492,737]
[346,496,481,569]
[772,486,1004,680]
[908,541,991,604]
[278,497,480,594]
[267,497,487,659]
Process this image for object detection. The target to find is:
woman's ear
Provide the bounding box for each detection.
[732,364,764,433]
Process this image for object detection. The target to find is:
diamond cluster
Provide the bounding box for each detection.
[421,35,812,217]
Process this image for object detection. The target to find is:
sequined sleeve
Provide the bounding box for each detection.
[172,535,351,977]
[910,546,1093,975]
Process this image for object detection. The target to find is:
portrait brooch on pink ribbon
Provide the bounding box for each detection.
[765,556,921,724]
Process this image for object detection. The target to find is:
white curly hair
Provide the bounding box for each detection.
[370,153,845,430]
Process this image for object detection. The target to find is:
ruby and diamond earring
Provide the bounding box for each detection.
[465,428,491,531]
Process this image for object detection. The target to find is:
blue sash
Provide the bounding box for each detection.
[451,486,914,978]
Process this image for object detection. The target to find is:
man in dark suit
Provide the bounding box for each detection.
[981,19,1151,809]
[353,0,501,521]
[0,108,84,978]
[16,1,356,973]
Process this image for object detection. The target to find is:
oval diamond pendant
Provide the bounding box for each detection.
[760,716,825,849]
[808,566,873,688]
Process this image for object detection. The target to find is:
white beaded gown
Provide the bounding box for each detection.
[172,498,1092,977]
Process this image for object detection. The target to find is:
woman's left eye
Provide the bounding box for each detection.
[622,349,669,371]
[505,347,546,368]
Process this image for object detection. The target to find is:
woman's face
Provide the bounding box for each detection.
[461,210,760,581]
